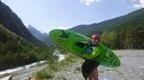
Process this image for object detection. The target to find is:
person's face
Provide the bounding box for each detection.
[92,39,98,44]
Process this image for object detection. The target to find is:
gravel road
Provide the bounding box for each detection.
[52,50,144,80]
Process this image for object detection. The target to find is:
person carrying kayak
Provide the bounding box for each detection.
[82,33,100,80]
[49,29,120,80]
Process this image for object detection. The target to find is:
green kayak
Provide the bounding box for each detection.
[49,29,121,67]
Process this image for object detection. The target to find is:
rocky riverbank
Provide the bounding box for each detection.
[51,50,144,80]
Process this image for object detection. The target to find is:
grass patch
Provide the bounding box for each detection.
[75,67,81,72]
[36,70,54,80]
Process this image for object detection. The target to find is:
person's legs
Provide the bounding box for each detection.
[81,59,99,80]
[88,68,98,80]
[81,61,89,80]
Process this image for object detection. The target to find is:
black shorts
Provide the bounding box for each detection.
[81,59,99,79]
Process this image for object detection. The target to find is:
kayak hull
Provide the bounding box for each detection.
[49,29,120,67]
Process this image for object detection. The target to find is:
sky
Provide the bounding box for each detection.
[1,0,144,33]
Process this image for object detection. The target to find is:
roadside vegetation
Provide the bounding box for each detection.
[36,53,80,80]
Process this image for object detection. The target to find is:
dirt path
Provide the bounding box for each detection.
[52,50,144,80]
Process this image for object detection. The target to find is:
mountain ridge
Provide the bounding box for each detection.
[70,8,144,35]
[0,1,41,45]
[69,8,144,49]
[28,25,52,45]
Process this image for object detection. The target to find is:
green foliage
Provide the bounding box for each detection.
[36,54,80,80]
[101,31,118,49]
[100,26,144,49]
[36,70,54,80]
[0,24,54,70]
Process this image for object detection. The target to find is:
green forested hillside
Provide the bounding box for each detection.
[0,1,54,70]
[0,24,53,70]
[100,26,144,49]
[0,1,41,45]
[70,8,144,49]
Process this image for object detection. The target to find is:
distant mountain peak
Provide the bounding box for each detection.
[28,25,52,45]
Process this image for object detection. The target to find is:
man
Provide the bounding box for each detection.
[82,33,100,80]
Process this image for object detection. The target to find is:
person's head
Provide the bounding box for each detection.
[91,33,100,44]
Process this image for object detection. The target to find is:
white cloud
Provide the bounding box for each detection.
[80,0,101,6]
[133,4,142,8]
[129,0,144,8]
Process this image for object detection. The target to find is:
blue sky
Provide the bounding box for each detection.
[2,0,144,33]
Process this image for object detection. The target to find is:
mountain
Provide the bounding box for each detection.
[0,1,53,70]
[70,8,144,35]
[28,25,52,45]
[0,1,41,45]
[70,8,144,49]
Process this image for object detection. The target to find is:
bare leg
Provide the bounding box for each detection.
[88,68,98,80]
